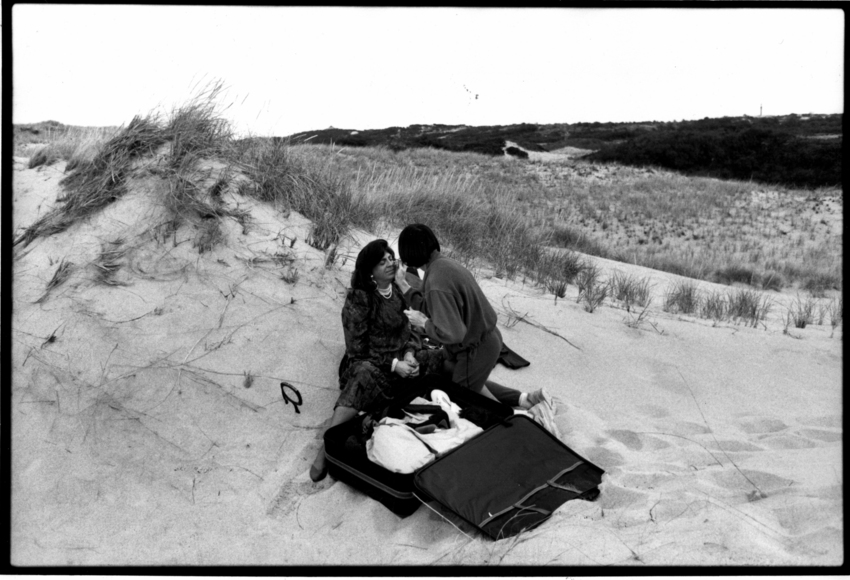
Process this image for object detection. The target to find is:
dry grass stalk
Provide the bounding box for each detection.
[93,238,127,286]
[35,260,74,303]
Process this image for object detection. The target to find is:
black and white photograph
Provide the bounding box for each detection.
[7,5,843,568]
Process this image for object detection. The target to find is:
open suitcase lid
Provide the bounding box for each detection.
[412,414,605,540]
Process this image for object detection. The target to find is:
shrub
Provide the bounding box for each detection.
[802,273,840,297]
[663,279,701,315]
[713,264,759,287]
[758,270,785,292]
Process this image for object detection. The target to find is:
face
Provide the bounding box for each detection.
[371,251,397,285]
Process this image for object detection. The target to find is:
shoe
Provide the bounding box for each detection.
[525,388,552,408]
[309,462,328,482]
[310,446,329,482]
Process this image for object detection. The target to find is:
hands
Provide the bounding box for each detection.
[394,351,419,379]
[404,309,428,331]
[395,360,419,379]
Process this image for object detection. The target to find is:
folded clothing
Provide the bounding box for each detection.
[365,391,484,473]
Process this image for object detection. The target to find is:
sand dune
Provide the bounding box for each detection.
[10,155,842,566]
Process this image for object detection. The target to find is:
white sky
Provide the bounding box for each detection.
[12,6,845,137]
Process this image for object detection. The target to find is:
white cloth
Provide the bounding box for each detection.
[366,422,435,474]
[365,392,484,472]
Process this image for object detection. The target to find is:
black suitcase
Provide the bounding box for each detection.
[323,375,513,517]
[413,414,604,540]
[324,379,605,538]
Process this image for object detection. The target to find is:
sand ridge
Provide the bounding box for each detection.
[10,155,843,566]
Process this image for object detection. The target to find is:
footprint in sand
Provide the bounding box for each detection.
[797,428,842,443]
[583,445,626,468]
[738,418,788,435]
[758,435,817,450]
[704,439,763,453]
[710,468,794,494]
[796,415,842,430]
[669,421,712,436]
[607,430,643,451]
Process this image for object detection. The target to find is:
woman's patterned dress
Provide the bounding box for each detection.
[336,283,446,412]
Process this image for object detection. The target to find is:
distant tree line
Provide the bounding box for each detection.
[587,127,842,189]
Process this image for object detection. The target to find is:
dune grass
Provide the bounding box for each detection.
[290,142,840,293]
[608,271,653,312]
[15,116,166,248]
[20,123,119,169]
[16,90,840,321]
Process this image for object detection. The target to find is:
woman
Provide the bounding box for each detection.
[310,239,446,482]
[395,223,548,408]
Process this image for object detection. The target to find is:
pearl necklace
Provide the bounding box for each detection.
[377,284,393,299]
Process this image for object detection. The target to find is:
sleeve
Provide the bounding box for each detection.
[402,286,427,312]
[341,290,371,362]
[423,289,467,346]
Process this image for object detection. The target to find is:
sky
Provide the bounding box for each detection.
[12,6,845,137]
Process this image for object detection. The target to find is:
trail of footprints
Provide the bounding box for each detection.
[552,399,841,546]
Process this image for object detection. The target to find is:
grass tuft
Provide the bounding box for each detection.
[699,289,728,322]
[727,287,773,328]
[663,279,701,315]
[787,293,816,329]
[608,271,653,312]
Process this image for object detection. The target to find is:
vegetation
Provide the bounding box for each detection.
[587,126,841,189]
[282,113,841,190]
[14,92,841,314]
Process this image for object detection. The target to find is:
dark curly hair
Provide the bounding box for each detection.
[351,239,395,291]
[398,224,440,268]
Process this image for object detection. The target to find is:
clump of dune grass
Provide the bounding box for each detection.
[663,279,701,315]
[581,279,608,313]
[787,293,816,329]
[35,259,74,303]
[280,266,299,284]
[608,271,653,312]
[167,80,234,167]
[825,296,842,337]
[25,125,117,170]
[699,289,728,322]
[727,287,773,328]
[27,146,61,169]
[14,115,166,248]
[234,138,362,251]
[574,261,606,312]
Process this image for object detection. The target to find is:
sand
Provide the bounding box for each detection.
[9,154,843,567]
